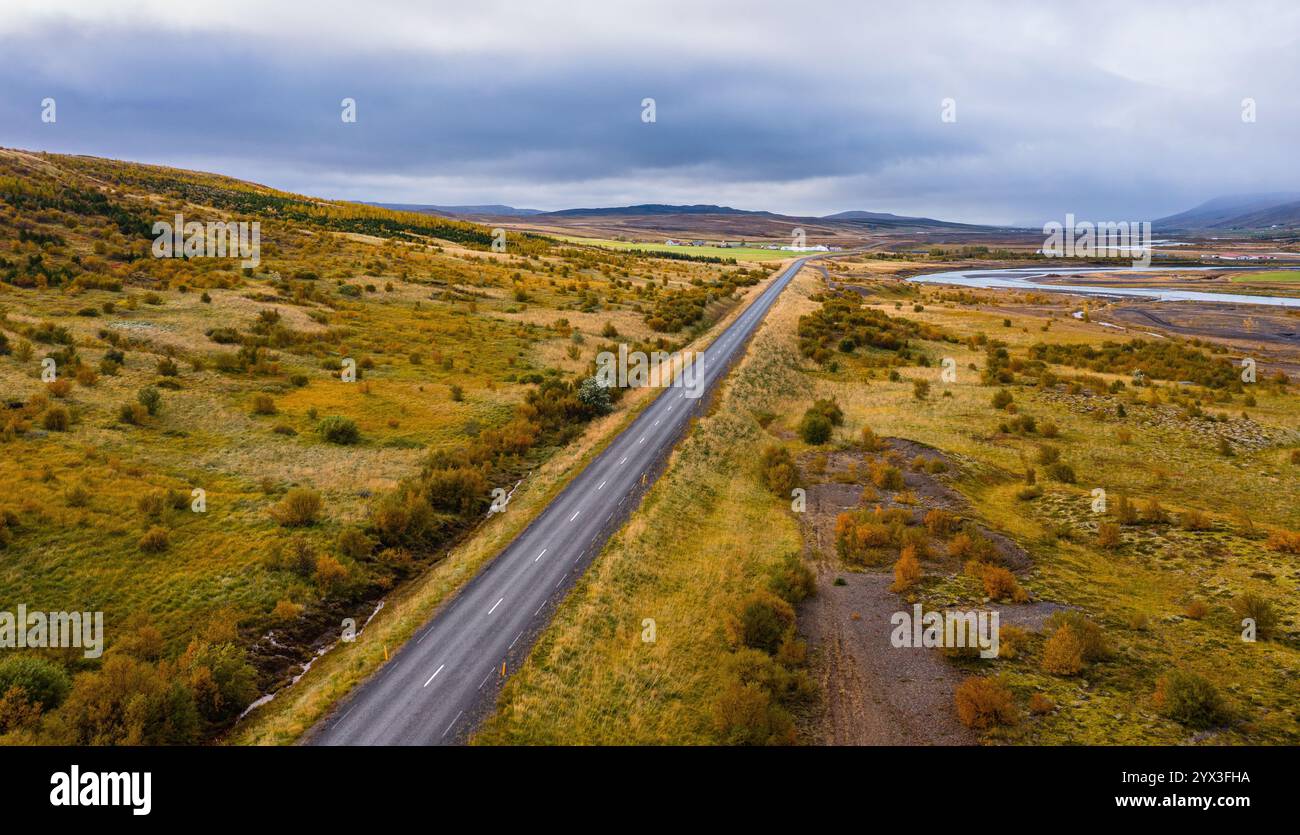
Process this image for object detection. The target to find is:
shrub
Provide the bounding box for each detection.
[337,528,375,560]
[954,676,1018,729]
[923,508,958,537]
[1184,600,1209,620]
[860,426,886,451]
[1041,625,1085,675]
[317,415,360,445]
[738,593,795,654]
[64,483,90,507]
[75,366,98,387]
[1035,444,1060,465]
[1231,593,1278,640]
[117,402,149,425]
[912,379,930,400]
[981,565,1027,602]
[1028,693,1056,715]
[768,551,815,605]
[0,656,72,711]
[136,492,167,518]
[1140,498,1169,525]
[1045,611,1111,662]
[868,460,904,490]
[1045,462,1076,483]
[156,357,179,377]
[314,554,349,595]
[1154,670,1231,729]
[712,680,792,746]
[991,389,1013,410]
[891,544,922,592]
[137,386,162,416]
[808,398,843,426]
[271,488,322,527]
[42,407,69,431]
[1180,509,1211,531]
[271,599,304,621]
[251,393,276,415]
[1096,521,1122,550]
[1015,484,1043,501]
[1265,529,1300,554]
[46,379,72,399]
[759,445,798,498]
[138,526,169,552]
[798,410,832,445]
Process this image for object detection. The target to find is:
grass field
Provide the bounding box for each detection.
[481,259,1300,744]
[551,234,800,262]
[0,148,777,743]
[1229,270,1300,283]
[477,266,821,744]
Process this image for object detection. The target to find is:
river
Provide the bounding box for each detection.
[907,265,1300,308]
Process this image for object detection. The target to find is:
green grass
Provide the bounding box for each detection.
[552,235,799,262]
[1228,270,1300,283]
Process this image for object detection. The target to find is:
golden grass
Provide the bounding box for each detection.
[474,267,820,744]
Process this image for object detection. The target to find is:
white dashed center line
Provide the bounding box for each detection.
[423,664,445,687]
[570,510,580,522]
[488,597,503,614]
[598,480,606,490]
[534,548,547,562]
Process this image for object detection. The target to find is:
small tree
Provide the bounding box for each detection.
[577,377,613,415]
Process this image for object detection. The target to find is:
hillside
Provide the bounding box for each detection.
[1155,193,1300,232]
[0,148,779,744]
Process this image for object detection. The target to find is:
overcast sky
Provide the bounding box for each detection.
[1,0,1297,225]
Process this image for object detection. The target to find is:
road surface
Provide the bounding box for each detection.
[310,255,816,745]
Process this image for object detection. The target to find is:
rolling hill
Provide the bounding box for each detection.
[1155,193,1300,232]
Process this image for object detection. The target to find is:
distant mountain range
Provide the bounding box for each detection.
[1154,193,1300,232]
[369,201,1004,238]
[367,202,544,217]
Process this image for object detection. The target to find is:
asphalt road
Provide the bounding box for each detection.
[309,255,817,745]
